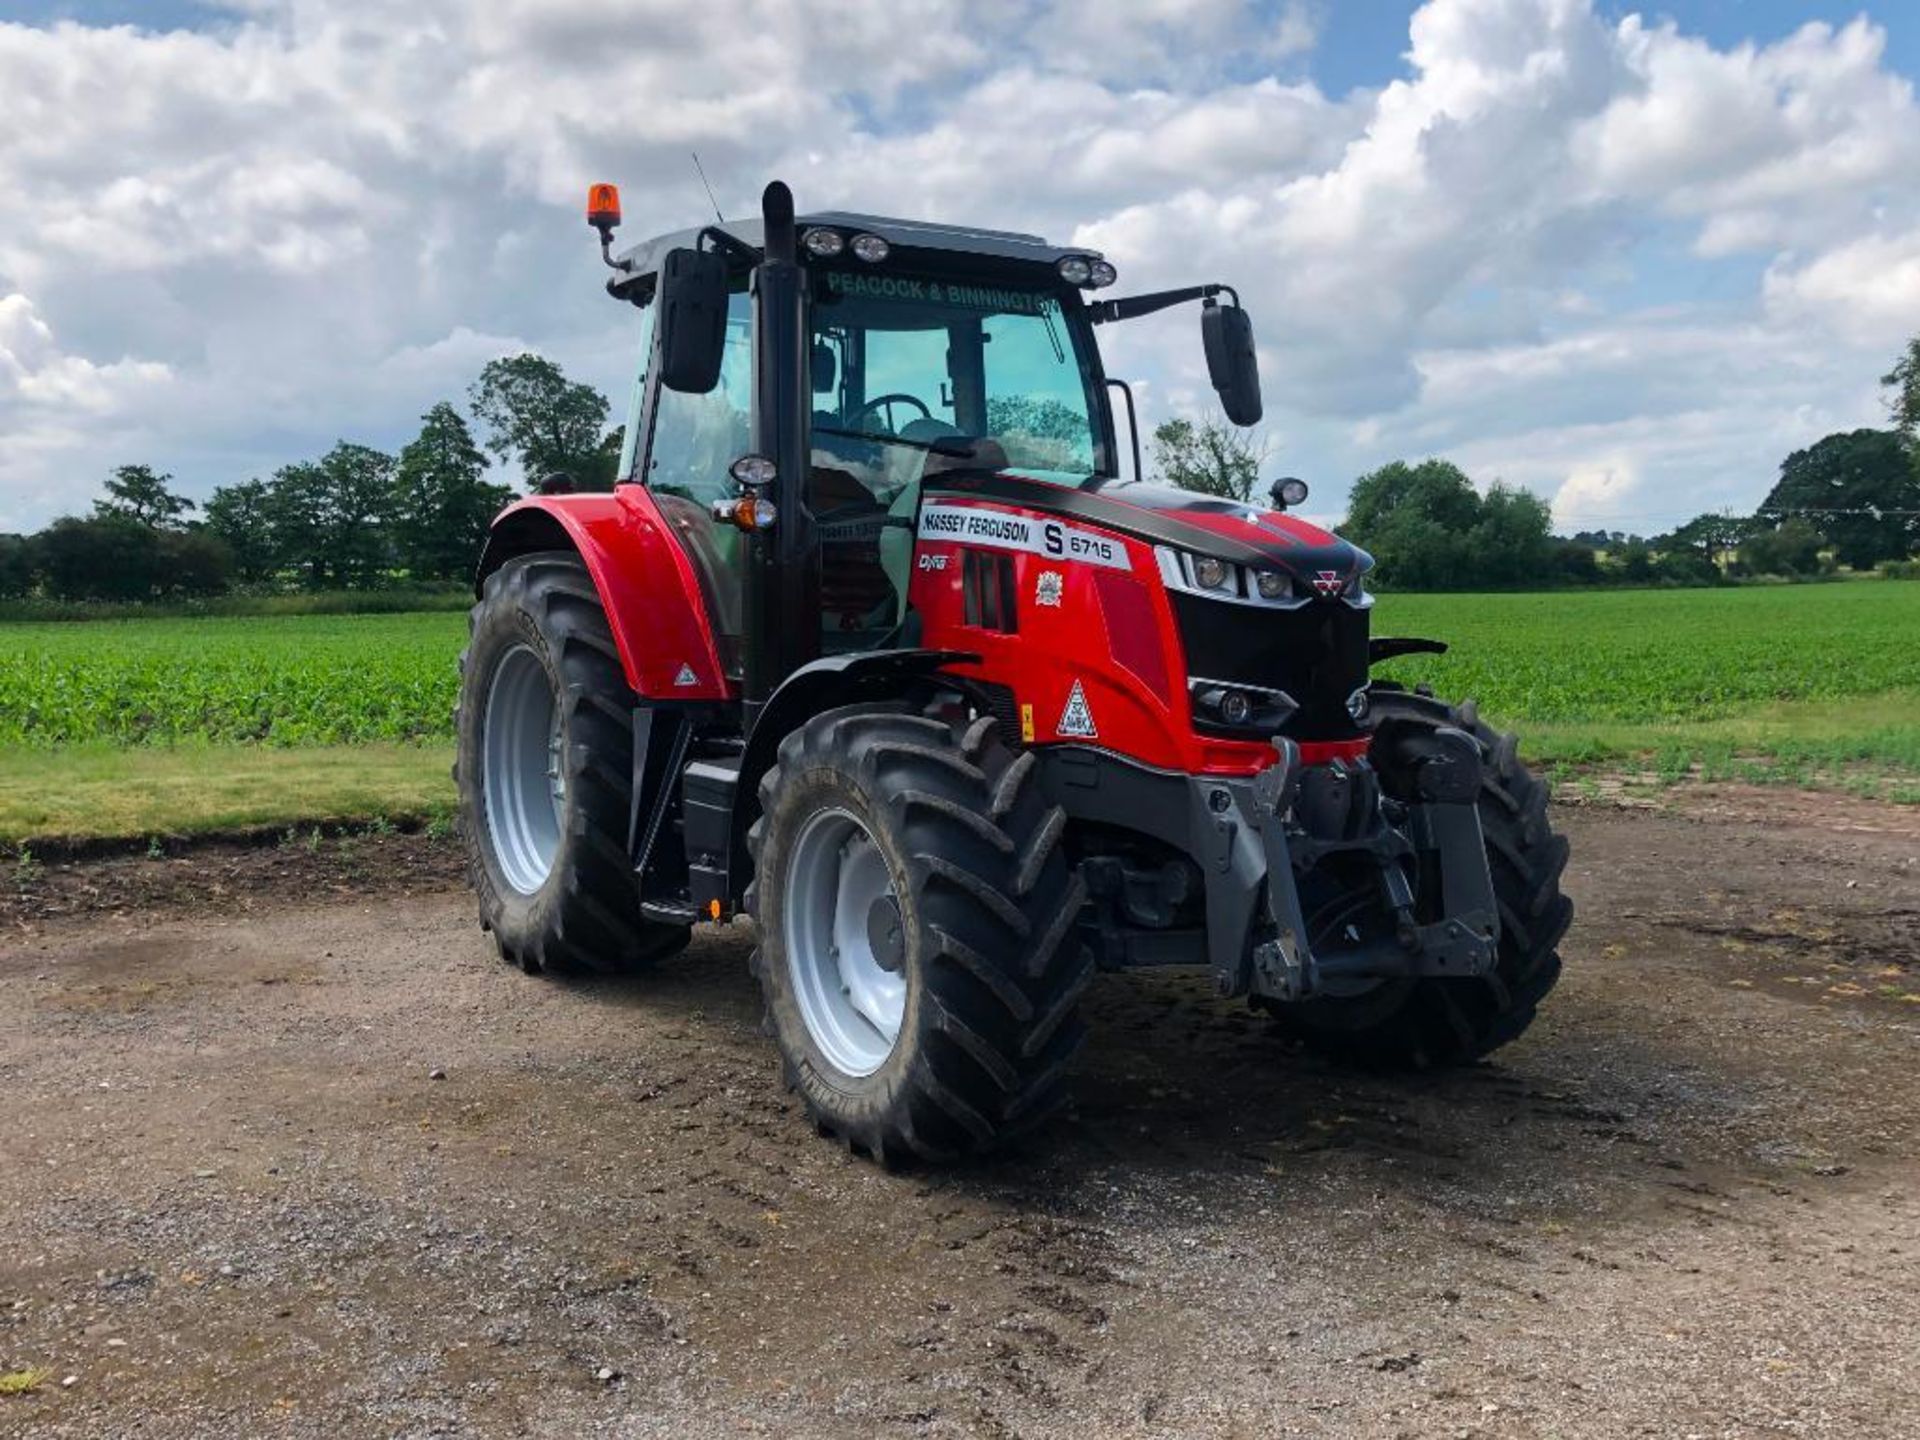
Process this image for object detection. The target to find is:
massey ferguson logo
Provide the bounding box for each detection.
[1311,569,1344,596]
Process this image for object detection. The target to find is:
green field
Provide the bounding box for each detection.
[0,582,1915,842]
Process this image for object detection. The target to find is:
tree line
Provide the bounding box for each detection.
[1153,336,1920,590]
[0,355,618,602]
[5,334,1917,604]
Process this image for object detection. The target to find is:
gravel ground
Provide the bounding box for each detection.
[1,795,1916,1438]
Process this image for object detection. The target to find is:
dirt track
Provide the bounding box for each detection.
[2,795,1917,1438]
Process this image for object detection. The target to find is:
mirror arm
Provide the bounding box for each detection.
[1089,283,1238,325]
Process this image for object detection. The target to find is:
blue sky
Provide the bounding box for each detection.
[1,0,1917,536]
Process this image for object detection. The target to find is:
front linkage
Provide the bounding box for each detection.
[1038,715,1500,1006]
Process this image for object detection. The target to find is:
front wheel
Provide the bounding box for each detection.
[1261,689,1573,1067]
[455,551,688,977]
[747,705,1091,1165]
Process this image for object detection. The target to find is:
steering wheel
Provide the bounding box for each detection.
[848,392,932,435]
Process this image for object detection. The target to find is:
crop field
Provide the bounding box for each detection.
[0,581,1914,840]
[1374,582,1920,723]
[0,612,462,747]
[2,582,1915,745]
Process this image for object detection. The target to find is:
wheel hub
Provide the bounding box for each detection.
[783,808,907,1077]
[482,644,565,895]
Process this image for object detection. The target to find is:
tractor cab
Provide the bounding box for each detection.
[598,204,1154,673]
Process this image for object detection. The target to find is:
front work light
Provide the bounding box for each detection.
[1272,476,1310,509]
[802,228,845,258]
[730,454,777,488]
[1057,256,1092,286]
[1088,259,1117,288]
[850,233,890,263]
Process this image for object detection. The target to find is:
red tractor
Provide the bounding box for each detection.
[455,180,1572,1164]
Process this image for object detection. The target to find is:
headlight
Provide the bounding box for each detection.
[1191,555,1231,591]
[1255,570,1290,600]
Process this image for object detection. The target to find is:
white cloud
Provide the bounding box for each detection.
[0,0,1915,537]
[1764,227,1920,344]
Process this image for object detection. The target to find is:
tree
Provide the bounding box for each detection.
[0,533,38,598]
[94,464,194,529]
[1341,459,1557,590]
[1150,417,1269,502]
[1345,459,1483,538]
[1662,513,1751,570]
[38,516,165,600]
[1884,336,1920,440]
[1612,539,1654,584]
[392,403,514,580]
[1468,484,1556,588]
[1739,519,1825,577]
[1759,429,1919,569]
[470,354,613,492]
[204,479,280,583]
[266,443,396,588]
[159,528,234,596]
[1551,541,1601,585]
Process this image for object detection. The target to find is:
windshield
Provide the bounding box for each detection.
[809,268,1106,487]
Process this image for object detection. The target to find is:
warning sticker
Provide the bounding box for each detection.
[916,503,1131,572]
[673,663,698,687]
[1057,680,1098,739]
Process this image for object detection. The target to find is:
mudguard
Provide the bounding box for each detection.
[476,491,732,701]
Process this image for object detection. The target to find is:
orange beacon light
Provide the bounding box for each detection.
[586,183,622,234]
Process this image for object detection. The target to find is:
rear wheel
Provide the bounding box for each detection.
[456,551,689,977]
[747,704,1091,1164]
[1262,690,1572,1067]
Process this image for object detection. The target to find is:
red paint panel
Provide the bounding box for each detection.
[491,491,734,701]
[1091,568,1170,704]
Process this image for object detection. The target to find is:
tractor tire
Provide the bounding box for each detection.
[1262,689,1572,1068]
[747,704,1091,1165]
[455,551,689,978]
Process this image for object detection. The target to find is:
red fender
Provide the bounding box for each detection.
[477,490,734,701]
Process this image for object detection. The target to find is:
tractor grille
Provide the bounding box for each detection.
[1170,592,1369,740]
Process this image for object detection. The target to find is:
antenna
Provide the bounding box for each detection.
[691,152,725,224]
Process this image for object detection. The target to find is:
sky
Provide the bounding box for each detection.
[1,0,1917,538]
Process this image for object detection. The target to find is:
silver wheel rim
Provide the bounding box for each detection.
[783,807,907,1078]
[482,644,565,895]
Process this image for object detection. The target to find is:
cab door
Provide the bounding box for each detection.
[634,284,755,681]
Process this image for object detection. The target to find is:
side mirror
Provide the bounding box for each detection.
[655,247,728,394]
[1201,300,1262,427]
[810,339,837,395]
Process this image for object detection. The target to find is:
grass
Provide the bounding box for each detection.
[0,1367,54,1397]
[1526,692,1920,800]
[0,742,455,845]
